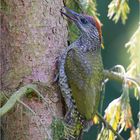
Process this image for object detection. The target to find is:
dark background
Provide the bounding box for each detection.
[84,1,139,139]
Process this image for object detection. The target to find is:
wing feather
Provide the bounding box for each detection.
[65,48,100,120]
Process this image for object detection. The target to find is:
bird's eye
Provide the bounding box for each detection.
[80,18,88,24]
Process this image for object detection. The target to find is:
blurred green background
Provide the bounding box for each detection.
[83,1,139,139]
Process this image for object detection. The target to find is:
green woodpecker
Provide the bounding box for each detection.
[58,7,104,138]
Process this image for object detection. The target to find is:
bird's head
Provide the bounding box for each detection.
[61,7,102,43]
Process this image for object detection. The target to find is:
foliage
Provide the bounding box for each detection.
[108,0,130,24]
[78,0,98,16]
[0,0,8,11]
[51,117,75,140]
[125,25,140,100]
[65,0,98,16]
[97,26,140,140]
[97,83,134,140]
[124,26,140,124]
[97,63,140,139]
[51,118,65,140]
[126,26,140,79]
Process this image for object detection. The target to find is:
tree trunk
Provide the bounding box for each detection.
[0,0,67,139]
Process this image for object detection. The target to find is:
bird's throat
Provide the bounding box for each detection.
[78,34,101,52]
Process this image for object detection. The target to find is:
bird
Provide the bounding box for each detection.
[58,7,104,138]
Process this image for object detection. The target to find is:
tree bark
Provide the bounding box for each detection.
[0,0,67,139]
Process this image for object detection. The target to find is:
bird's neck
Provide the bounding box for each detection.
[78,33,101,52]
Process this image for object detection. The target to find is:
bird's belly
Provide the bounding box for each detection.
[68,73,102,120]
[66,50,103,120]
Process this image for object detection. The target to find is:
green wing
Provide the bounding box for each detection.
[65,47,103,120]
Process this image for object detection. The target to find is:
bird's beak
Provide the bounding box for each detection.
[60,7,79,21]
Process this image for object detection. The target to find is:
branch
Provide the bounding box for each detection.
[96,112,124,140]
[103,70,124,82]
[103,70,140,87]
